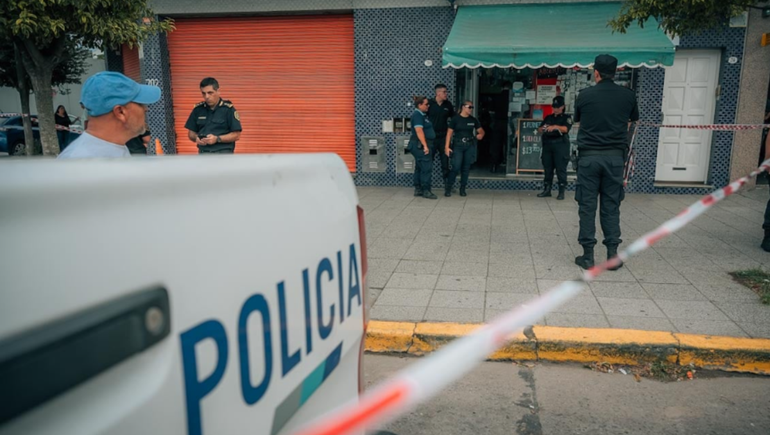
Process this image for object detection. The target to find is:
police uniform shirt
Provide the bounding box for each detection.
[449,114,480,144]
[575,80,639,152]
[184,98,243,152]
[410,109,436,144]
[539,113,573,145]
[427,99,455,134]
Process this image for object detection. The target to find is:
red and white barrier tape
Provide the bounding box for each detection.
[639,122,770,131]
[54,124,84,134]
[290,158,770,435]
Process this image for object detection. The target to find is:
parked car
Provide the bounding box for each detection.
[0,154,368,435]
[0,114,82,155]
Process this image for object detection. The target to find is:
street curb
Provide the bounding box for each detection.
[364,321,770,375]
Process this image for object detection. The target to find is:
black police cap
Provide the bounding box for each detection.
[552,96,565,108]
[594,54,618,75]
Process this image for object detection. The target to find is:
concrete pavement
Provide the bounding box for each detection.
[359,186,770,339]
[365,354,770,435]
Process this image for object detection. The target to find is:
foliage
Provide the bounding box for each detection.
[609,0,759,35]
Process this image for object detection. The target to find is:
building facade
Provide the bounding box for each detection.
[109,0,766,194]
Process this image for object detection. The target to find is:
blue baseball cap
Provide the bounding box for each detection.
[81,71,161,117]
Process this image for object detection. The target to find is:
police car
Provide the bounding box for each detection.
[0,154,368,435]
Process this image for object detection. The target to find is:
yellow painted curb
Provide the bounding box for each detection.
[676,333,770,375]
[362,322,770,375]
[534,326,678,365]
[366,321,415,353]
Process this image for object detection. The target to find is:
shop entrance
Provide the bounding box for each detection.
[455,66,636,181]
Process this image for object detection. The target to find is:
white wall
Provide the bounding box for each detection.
[0,57,106,116]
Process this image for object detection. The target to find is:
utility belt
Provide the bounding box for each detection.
[455,137,476,145]
[578,148,625,157]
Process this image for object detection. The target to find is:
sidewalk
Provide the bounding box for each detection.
[358,186,770,339]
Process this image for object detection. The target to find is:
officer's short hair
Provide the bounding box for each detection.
[200,77,219,90]
[435,84,447,91]
[414,95,428,106]
[598,71,615,81]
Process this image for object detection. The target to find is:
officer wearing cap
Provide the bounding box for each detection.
[537,96,573,200]
[574,54,639,270]
[58,71,161,159]
[185,77,242,154]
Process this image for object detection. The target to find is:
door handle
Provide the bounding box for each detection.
[0,286,170,425]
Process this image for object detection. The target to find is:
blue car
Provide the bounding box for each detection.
[0,114,82,155]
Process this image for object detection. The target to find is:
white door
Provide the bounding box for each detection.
[655,49,720,182]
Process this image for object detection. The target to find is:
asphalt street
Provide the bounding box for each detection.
[365,354,770,435]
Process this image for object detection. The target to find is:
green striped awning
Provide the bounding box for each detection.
[442,2,675,69]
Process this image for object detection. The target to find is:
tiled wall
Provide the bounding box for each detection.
[352,8,746,194]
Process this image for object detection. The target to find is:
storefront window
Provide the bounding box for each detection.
[456,67,635,178]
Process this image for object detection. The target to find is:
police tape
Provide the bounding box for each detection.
[290,158,770,435]
[54,124,84,134]
[639,122,770,131]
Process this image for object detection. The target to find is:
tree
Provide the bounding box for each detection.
[609,0,764,35]
[0,38,89,155]
[0,1,174,156]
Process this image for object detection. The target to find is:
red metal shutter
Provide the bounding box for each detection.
[167,15,356,171]
[122,44,141,82]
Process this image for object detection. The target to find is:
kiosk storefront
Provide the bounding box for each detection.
[443,2,675,180]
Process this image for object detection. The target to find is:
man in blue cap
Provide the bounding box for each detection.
[573,54,639,270]
[58,71,161,159]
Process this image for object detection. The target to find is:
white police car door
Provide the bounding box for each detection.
[0,154,367,435]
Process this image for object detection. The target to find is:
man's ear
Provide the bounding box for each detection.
[112,105,128,123]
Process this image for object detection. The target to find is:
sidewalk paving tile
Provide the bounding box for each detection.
[641,283,708,301]
[373,288,434,307]
[441,262,489,277]
[550,294,604,315]
[488,263,536,279]
[590,282,648,299]
[486,292,538,310]
[368,305,426,322]
[669,319,748,337]
[385,273,438,289]
[395,260,444,275]
[424,307,484,323]
[435,275,487,292]
[655,300,730,321]
[606,315,677,332]
[428,290,485,309]
[598,298,667,318]
[545,313,610,328]
[486,277,539,294]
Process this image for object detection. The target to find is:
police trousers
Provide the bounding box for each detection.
[431,133,450,180]
[447,142,477,189]
[575,155,625,248]
[764,186,770,231]
[412,139,434,191]
[541,141,569,187]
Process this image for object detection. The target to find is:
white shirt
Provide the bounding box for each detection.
[57,132,131,159]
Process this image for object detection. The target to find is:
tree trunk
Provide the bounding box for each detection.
[13,43,37,156]
[27,66,58,156]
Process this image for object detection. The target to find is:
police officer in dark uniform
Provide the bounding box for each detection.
[185,77,242,154]
[537,96,573,200]
[428,84,455,183]
[410,96,438,199]
[444,101,485,197]
[574,54,639,270]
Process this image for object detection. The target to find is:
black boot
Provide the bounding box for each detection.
[444,185,452,197]
[556,184,565,200]
[575,246,595,270]
[537,184,552,198]
[423,190,438,200]
[414,187,423,197]
[762,230,770,252]
[460,186,467,197]
[606,245,623,270]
